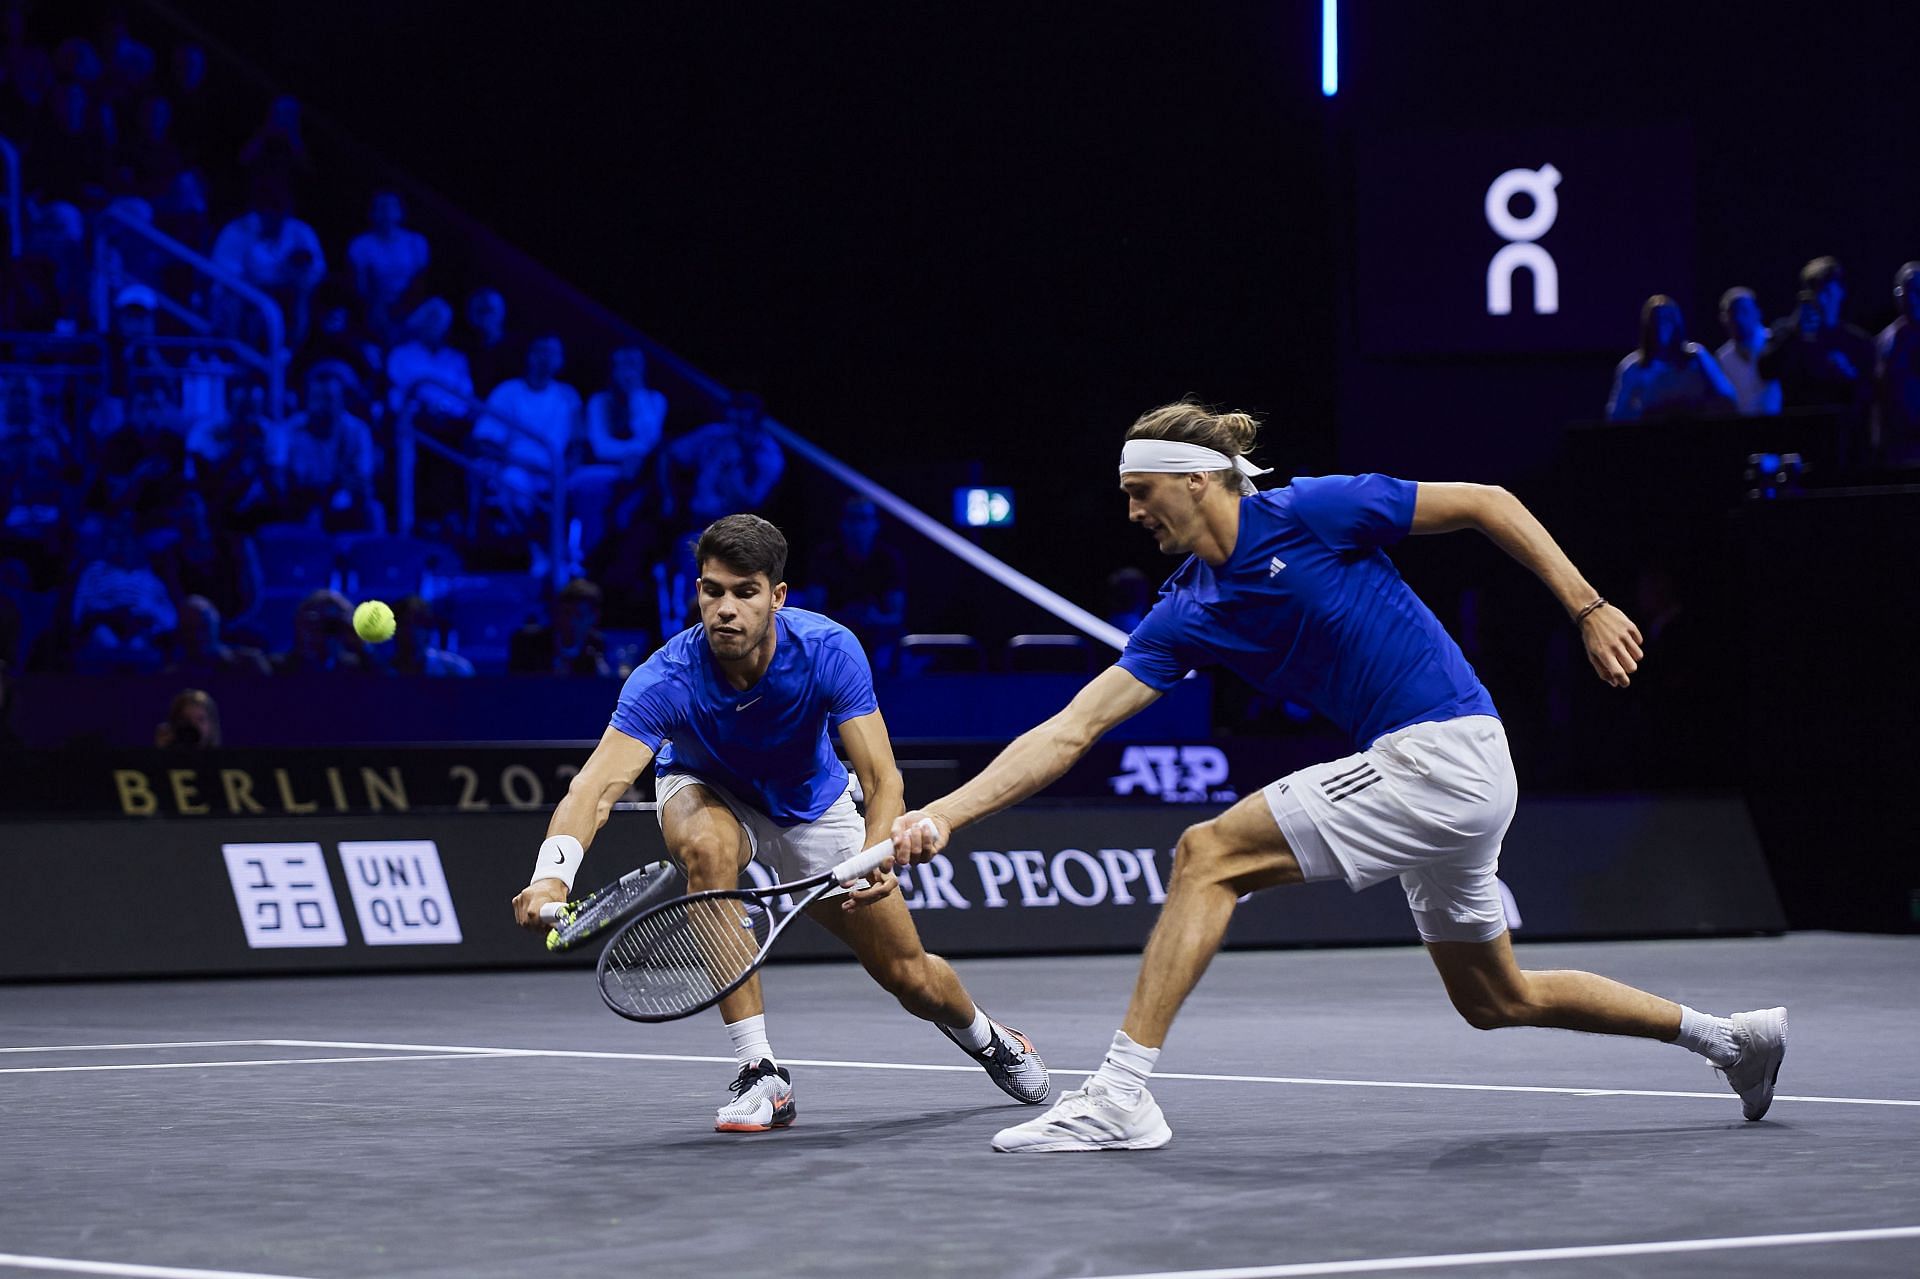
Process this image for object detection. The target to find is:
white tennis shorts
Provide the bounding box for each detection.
[1263,715,1519,944]
[654,771,867,896]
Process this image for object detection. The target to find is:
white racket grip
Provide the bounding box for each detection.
[538,902,565,924]
[830,819,937,885]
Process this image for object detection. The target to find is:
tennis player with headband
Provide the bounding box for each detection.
[513,514,1049,1131]
[889,401,1787,1152]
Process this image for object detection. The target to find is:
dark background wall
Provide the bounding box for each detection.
[159,1,1920,598]
[157,0,1340,605]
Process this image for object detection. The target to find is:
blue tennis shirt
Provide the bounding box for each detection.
[1118,474,1498,749]
[610,607,880,826]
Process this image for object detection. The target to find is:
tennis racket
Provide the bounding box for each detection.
[538,860,688,952]
[593,826,921,1023]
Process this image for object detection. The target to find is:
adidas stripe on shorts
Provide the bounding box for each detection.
[1263,715,1518,943]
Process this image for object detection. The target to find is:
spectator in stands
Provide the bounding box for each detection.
[90,284,174,435]
[168,42,211,142]
[273,589,372,675]
[1605,295,1737,421]
[87,380,189,524]
[658,390,785,527]
[1104,566,1153,634]
[71,514,176,673]
[164,595,270,679]
[461,287,516,394]
[194,381,285,532]
[508,576,610,677]
[149,488,261,623]
[21,188,87,321]
[1,373,67,492]
[1876,262,1920,467]
[803,497,905,669]
[97,15,157,107]
[389,595,473,677]
[1714,288,1781,417]
[587,347,668,475]
[280,363,381,533]
[186,375,268,468]
[477,334,581,509]
[571,346,667,558]
[43,72,115,195]
[124,93,186,199]
[305,284,383,390]
[154,687,220,749]
[238,94,313,192]
[211,177,326,345]
[1760,257,1876,411]
[386,297,473,421]
[348,190,430,343]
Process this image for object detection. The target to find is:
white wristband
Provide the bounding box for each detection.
[532,835,584,892]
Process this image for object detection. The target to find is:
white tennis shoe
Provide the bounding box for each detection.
[990,1082,1172,1152]
[715,1059,795,1132]
[1720,1007,1788,1121]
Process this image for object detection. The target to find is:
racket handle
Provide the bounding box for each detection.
[830,818,937,884]
[538,902,565,924]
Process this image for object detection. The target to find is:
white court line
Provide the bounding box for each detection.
[0,1041,270,1055]
[0,1052,514,1077]
[0,1252,319,1278]
[1077,1224,1920,1278]
[258,1039,1920,1110]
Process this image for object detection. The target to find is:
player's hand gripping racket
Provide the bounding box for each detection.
[537,861,687,952]
[590,825,923,1023]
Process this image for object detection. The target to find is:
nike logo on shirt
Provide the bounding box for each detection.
[736,697,762,711]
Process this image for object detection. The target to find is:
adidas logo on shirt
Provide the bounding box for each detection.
[1268,556,1287,577]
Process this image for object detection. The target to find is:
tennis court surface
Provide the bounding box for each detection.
[4,932,1916,1279]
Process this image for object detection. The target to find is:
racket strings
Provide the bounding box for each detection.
[602,894,770,1019]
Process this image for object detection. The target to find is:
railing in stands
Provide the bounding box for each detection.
[0,134,19,258]
[90,206,287,414]
[394,375,569,589]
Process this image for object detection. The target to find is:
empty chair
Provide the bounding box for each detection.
[442,582,544,674]
[1007,633,1093,674]
[252,524,340,599]
[899,633,984,674]
[246,524,343,653]
[342,534,455,601]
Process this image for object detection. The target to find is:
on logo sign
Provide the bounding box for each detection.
[1485,163,1560,316]
[1108,746,1232,803]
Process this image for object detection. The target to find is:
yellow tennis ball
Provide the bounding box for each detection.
[353,599,396,643]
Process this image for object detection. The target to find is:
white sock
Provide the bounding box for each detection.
[725,1014,774,1068]
[1672,1005,1740,1067]
[1089,1029,1160,1105]
[949,1006,994,1052]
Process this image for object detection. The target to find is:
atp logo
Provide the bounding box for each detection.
[1108,746,1235,803]
[1485,163,1560,317]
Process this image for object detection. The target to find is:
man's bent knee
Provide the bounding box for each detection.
[870,955,942,1011]
[1171,818,1301,896]
[1451,992,1535,1031]
[674,834,742,887]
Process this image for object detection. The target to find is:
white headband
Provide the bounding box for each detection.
[1118,439,1273,494]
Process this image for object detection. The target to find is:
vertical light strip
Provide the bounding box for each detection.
[1321,0,1338,96]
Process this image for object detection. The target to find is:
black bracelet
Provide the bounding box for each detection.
[1574,597,1608,624]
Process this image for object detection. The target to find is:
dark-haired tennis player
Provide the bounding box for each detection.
[890,401,1786,1152]
[513,514,1048,1131]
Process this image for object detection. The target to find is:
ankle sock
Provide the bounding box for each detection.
[1673,1005,1740,1067]
[1089,1029,1161,1105]
[726,1014,775,1068]
[950,1006,994,1052]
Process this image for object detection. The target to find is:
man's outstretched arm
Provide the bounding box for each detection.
[889,665,1163,861]
[1411,481,1644,688]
